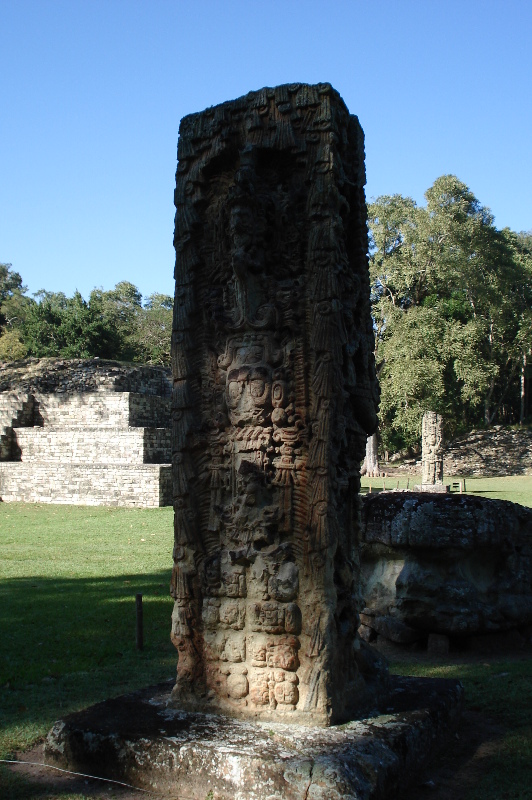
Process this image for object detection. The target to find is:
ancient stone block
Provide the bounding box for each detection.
[169,83,383,725]
[359,492,532,639]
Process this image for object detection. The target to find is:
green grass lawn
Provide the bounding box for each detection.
[0,503,175,798]
[1,499,532,799]
[391,657,532,800]
[360,474,532,508]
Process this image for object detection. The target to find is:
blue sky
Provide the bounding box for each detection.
[1,0,530,301]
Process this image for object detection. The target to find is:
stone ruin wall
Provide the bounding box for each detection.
[170,84,383,726]
[0,359,172,506]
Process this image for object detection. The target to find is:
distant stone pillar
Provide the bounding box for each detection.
[421,412,444,485]
[170,83,384,726]
[364,432,380,477]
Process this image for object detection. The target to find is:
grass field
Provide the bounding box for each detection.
[360,474,532,508]
[390,656,532,799]
[0,503,175,798]
[1,494,531,798]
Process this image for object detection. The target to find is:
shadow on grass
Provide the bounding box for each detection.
[1,571,176,796]
[0,571,175,742]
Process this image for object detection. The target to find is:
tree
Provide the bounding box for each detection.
[131,292,173,366]
[21,290,119,359]
[368,175,532,450]
[89,281,143,361]
[0,268,174,366]
[0,263,32,359]
[0,263,27,328]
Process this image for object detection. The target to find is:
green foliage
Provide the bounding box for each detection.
[0,269,173,366]
[369,176,532,451]
[0,330,28,361]
[0,264,27,335]
[131,292,173,365]
[1,503,531,798]
[88,281,142,361]
[19,290,120,359]
[0,264,24,306]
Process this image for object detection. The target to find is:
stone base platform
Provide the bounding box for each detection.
[44,677,463,800]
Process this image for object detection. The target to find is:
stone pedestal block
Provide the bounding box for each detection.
[44,678,464,800]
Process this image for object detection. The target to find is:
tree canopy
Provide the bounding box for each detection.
[0,266,173,367]
[368,175,532,451]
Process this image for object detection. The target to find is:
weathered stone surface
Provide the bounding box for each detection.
[362,432,381,477]
[170,84,382,726]
[0,358,172,506]
[0,357,172,395]
[45,678,464,800]
[443,426,532,477]
[0,462,171,506]
[362,614,421,644]
[359,492,532,639]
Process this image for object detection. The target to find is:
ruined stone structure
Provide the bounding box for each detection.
[358,492,532,646]
[0,359,172,506]
[169,84,383,726]
[421,411,444,485]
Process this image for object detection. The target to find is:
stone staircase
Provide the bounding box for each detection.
[0,360,173,507]
[0,390,36,460]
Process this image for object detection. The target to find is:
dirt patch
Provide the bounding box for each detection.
[6,743,158,799]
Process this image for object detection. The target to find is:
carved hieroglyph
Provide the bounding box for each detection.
[421,412,444,485]
[169,84,382,726]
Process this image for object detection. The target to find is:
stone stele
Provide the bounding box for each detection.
[42,86,463,800]
[169,83,384,726]
[421,411,444,486]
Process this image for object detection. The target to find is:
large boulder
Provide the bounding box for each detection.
[359,493,532,642]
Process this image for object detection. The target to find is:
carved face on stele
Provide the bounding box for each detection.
[226,364,272,426]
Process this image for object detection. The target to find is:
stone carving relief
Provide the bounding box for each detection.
[170,83,384,725]
[421,411,444,485]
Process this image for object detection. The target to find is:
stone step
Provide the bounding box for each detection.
[0,462,172,507]
[13,427,171,464]
[37,392,171,429]
[0,391,35,460]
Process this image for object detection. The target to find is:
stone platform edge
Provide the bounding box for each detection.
[44,676,463,800]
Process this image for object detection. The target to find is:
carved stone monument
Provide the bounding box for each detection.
[421,412,444,485]
[42,86,465,800]
[169,83,383,726]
